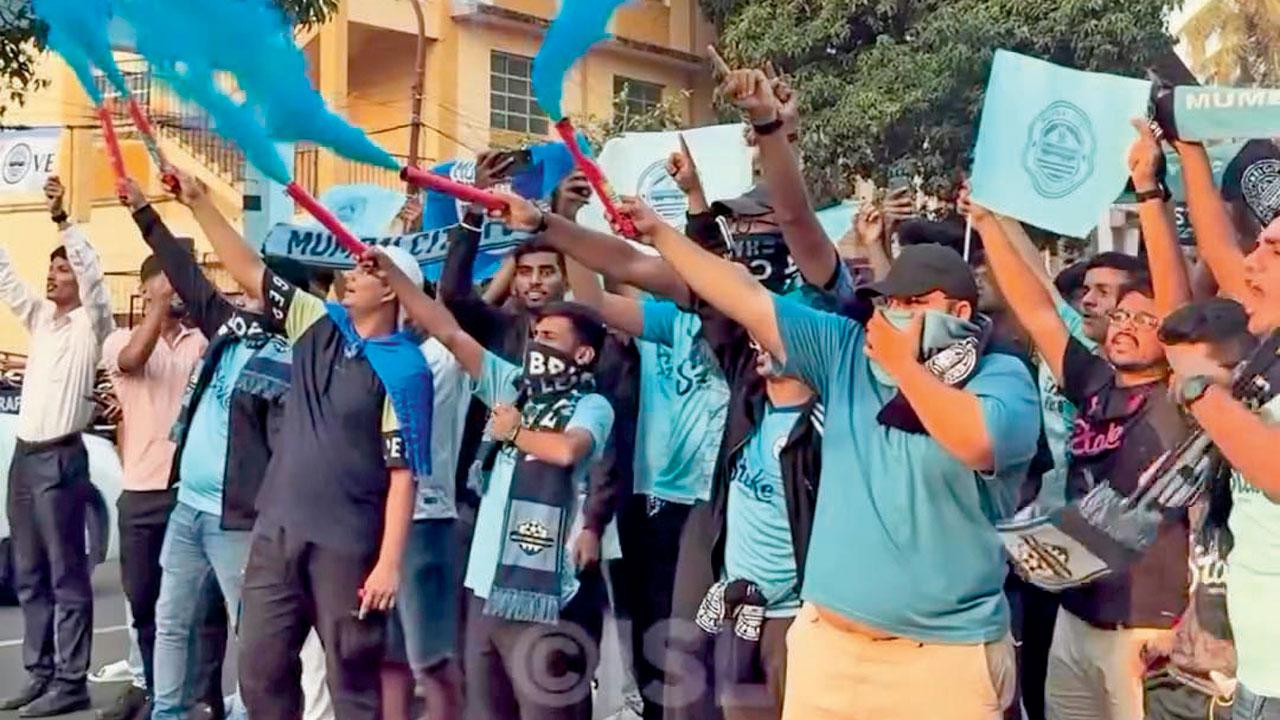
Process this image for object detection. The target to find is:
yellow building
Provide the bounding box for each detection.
[0,0,718,352]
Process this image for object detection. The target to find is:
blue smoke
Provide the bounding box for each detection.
[32,0,129,103]
[115,0,292,183]
[121,0,398,170]
[532,0,629,121]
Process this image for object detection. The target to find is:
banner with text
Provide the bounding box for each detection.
[261,221,526,282]
[0,128,60,195]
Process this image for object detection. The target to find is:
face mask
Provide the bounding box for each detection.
[521,341,590,396]
[868,309,982,387]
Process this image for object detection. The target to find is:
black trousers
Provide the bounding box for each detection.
[238,527,385,720]
[464,570,606,720]
[1006,573,1059,720]
[117,488,177,695]
[5,434,93,687]
[618,495,693,720]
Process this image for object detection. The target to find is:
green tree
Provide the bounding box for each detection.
[703,0,1179,199]
[0,0,337,119]
[1179,0,1280,86]
[574,87,692,152]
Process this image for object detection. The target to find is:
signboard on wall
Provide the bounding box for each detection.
[0,128,59,195]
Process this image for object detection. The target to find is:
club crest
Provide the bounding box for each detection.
[510,520,554,556]
[1241,158,1280,226]
[925,337,979,386]
[1023,101,1096,199]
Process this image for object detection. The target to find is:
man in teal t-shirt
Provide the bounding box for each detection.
[629,211,1040,720]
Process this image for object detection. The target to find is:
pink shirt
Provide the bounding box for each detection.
[102,325,208,492]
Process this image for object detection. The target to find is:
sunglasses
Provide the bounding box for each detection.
[1106,308,1160,331]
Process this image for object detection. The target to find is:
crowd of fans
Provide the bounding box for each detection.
[0,55,1277,720]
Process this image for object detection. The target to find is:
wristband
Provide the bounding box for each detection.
[533,209,549,235]
[1134,187,1166,204]
[752,117,785,137]
[50,210,68,225]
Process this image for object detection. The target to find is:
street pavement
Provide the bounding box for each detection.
[0,562,130,720]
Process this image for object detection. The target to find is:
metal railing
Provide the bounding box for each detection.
[93,65,419,197]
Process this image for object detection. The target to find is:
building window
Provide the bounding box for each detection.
[613,76,663,118]
[490,51,548,135]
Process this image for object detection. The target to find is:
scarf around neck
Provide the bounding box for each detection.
[325,304,434,483]
[485,344,595,624]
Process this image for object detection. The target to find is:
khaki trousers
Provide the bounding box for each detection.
[1045,607,1173,720]
[781,603,1015,720]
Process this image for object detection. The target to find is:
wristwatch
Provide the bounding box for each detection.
[50,210,68,225]
[752,116,785,137]
[1179,375,1215,406]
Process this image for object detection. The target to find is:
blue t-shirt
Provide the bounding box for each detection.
[774,296,1041,643]
[464,351,614,602]
[724,402,804,617]
[177,342,255,515]
[633,300,730,504]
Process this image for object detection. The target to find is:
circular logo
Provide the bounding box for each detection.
[1022,101,1096,199]
[1241,158,1280,225]
[2,143,33,185]
[637,161,688,224]
[925,337,979,386]
[511,520,554,556]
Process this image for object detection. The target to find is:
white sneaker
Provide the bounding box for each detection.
[89,659,133,684]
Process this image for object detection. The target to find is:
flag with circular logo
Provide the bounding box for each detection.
[970,51,1151,237]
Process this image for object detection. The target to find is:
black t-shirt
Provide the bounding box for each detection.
[253,271,405,557]
[1058,338,1190,628]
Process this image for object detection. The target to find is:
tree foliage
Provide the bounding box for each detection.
[702,0,1179,199]
[0,0,338,120]
[575,87,691,152]
[1180,0,1280,86]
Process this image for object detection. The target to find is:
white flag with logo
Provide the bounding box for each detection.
[577,123,754,235]
[0,128,60,195]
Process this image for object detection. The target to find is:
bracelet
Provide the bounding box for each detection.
[533,209,549,235]
[1134,187,1165,203]
[506,425,522,444]
[752,116,784,137]
[50,210,68,225]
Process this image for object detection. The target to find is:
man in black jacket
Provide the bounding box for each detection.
[667,298,821,720]
[439,159,632,573]
[118,179,300,720]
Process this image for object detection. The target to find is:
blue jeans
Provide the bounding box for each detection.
[151,502,251,720]
[1236,685,1280,720]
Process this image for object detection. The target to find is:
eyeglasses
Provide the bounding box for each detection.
[1106,308,1160,331]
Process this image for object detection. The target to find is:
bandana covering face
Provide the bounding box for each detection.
[485,341,596,624]
[870,309,989,434]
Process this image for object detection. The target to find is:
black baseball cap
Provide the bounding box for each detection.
[858,244,979,304]
[711,184,773,218]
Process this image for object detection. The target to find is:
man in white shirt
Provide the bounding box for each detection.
[0,177,114,718]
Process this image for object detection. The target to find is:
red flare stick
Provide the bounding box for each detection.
[554,118,636,238]
[125,98,178,192]
[285,181,369,257]
[400,166,507,210]
[96,106,128,185]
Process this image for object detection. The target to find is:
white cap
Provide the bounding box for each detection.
[378,245,424,329]
[381,245,424,290]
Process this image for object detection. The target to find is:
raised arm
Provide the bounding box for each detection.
[1174,140,1251,301]
[112,284,171,375]
[174,171,266,303]
[541,217,692,304]
[564,256,644,337]
[721,68,837,289]
[624,199,783,359]
[971,203,1071,382]
[121,178,232,337]
[369,250,485,378]
[0,248,43,332]
[1128,120,1190,315]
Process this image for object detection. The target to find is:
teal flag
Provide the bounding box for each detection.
[971,51,1152,237]
[1175,87,1280,141]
